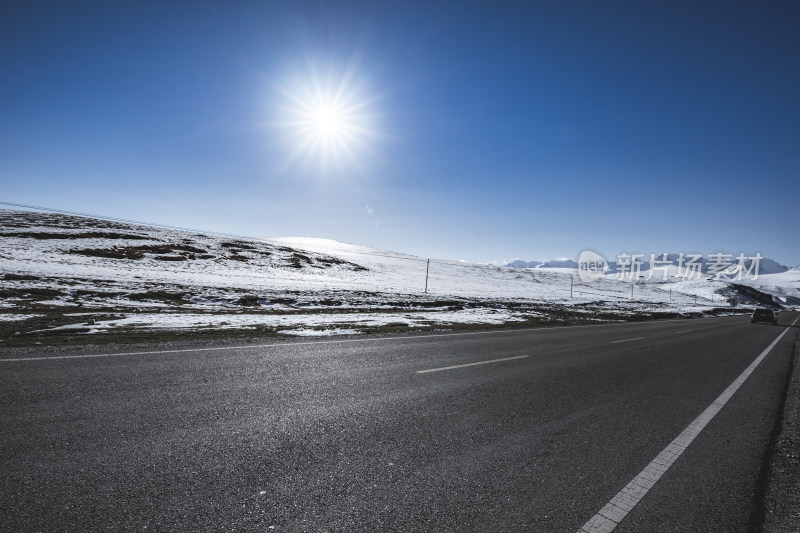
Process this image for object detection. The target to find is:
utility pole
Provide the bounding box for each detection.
[631,282,634,299]
[694,294,697,306]
[570,274,573,298]
[424,258,430,293]
[669,289,672,302]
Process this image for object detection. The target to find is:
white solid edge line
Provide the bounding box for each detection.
[577,314,800,533]
[416,355,530,374]
[0,313,746,363]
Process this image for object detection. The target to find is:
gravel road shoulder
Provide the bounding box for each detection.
[761,333,800,532]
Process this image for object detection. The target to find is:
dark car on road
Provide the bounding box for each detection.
[751,308,777,325]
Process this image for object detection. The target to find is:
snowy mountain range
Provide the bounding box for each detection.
[507,259,578,269]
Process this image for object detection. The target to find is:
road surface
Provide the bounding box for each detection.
[1,312,798,532]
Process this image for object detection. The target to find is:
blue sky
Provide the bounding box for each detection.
[2,1,798,265]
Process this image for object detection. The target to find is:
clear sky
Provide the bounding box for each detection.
[2,1,798,265]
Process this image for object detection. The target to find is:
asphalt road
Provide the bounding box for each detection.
[1,312,798,532]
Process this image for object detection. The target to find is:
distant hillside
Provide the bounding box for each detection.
[505,259,578,269]
[507,260,542,268]
[1,209,797,343]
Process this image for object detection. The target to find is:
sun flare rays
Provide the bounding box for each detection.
[277,60,380,175]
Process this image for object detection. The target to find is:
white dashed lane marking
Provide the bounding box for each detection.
[416,355,530,374]
[609,337,646,344]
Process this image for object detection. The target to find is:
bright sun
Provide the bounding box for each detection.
[278,62,378,173]
[311,105,344,135]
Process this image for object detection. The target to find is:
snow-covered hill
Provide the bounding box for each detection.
[1,209,794,342]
